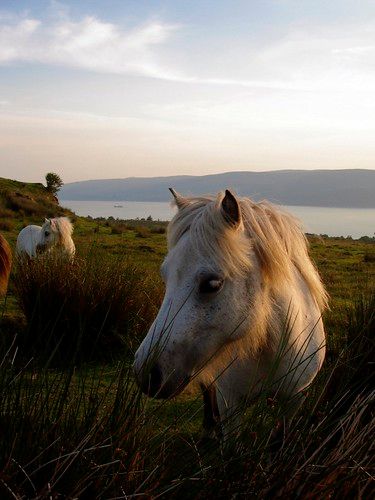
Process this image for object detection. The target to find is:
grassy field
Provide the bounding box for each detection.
[0,178,374,498]
[4,209,374,351]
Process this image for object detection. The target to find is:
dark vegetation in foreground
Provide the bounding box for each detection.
[12,254,161,365]
[0,177,374,497]
[0,289,373,498]
[0,241,373,498]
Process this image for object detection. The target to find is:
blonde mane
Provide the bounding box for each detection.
[51,217,74,249]
[168,193,328,312]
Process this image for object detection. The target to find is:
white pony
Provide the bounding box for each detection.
[134,189,328,438]
[16,217,75,259]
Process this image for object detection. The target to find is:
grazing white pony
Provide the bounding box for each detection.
[134,189,328,438]
[16,217,75,259]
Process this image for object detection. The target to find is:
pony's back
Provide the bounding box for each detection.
[16,225,42,258]
[0,234,12,296]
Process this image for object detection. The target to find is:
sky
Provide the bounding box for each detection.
[0,1,375,183]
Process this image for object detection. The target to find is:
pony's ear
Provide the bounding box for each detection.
[221,189,242,227]
[44,218,50,224]
[169,188,189,210]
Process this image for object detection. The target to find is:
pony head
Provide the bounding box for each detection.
[134,190,263,398]
[38,217,74,254]
[38,218,59,251]
[134,189,327,400]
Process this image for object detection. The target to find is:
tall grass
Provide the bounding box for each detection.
[324,290,374,419]
[1,256,373,497]
[0,296,373,498]
[0,347,161,498]
[12,252,162,365]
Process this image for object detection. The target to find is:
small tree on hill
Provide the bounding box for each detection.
[45,172,63,196]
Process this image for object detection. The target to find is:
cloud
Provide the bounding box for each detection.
[332,45,375,55]
[0,10,180,79]
[0,6,374,93]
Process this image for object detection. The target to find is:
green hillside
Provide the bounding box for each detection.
[0,177,72,238]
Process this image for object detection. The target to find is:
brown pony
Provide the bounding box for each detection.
[0,234,12,296]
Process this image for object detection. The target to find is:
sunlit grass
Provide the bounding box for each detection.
[0,211,374,497]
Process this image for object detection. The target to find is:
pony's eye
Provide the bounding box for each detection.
[44,231,50,237]
[199,276,224,294]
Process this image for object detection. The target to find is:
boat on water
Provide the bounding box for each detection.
[114,205,123,208]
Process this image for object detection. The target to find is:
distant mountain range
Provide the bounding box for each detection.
[60,169,375,208]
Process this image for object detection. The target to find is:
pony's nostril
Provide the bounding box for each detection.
[145,364,163,397]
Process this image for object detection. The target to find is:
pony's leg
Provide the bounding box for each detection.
[200,384,222,439]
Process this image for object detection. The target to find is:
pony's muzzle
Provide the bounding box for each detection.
[133,356,165,398]
[134,358,190,399]
[140,363,163,398]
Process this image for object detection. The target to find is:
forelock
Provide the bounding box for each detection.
[167,193,328,311]
[167,193,251,277]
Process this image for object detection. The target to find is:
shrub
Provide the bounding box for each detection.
[0,207,14,218]
[151,226,166,234]
[111,225,123,234]
[358,235,375,243]
[137,245,155,253]
[135,226,151,238]
[110,223,128,235]
[13,252,162,365]
[45,172,63,195]
[363,251,375,262]
[5,192,40,215]
[0,219,14,231]
[3,191,66,218]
